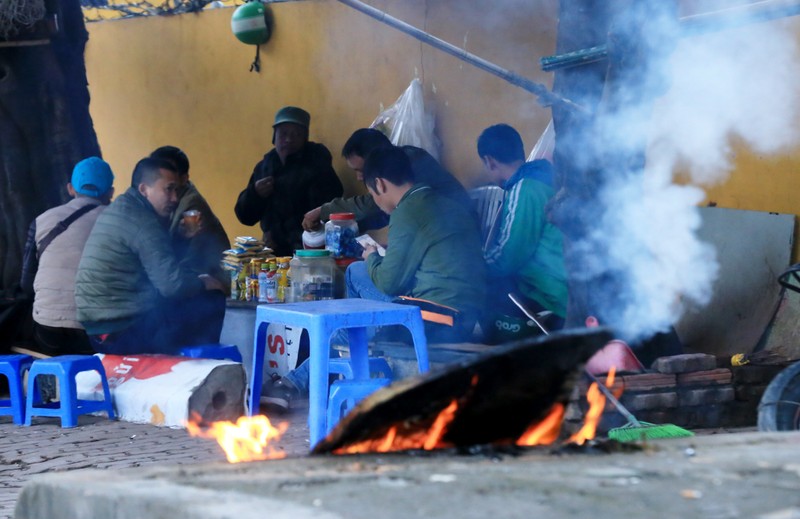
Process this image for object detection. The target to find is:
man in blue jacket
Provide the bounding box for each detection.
[477,124,568,338]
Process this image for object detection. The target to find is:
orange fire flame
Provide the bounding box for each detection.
[516,403,565,446]
[186,414,289,463]
[568,367,616,445]
[335,399,460,455]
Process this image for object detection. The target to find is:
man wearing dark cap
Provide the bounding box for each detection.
[235,106,343,256]
[20,157,115,355]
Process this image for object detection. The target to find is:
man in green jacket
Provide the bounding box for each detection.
[262,146,486,412]
[150,145,230,290]
[477,124,568,337]
[75,157,227,355]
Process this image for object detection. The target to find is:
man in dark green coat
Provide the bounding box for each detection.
[263,146,486,412]
[235,106,343,256]
[75,158,227,355]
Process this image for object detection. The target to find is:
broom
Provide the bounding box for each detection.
[507,294,695,442]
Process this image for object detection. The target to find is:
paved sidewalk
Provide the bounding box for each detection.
[0,409,310,519]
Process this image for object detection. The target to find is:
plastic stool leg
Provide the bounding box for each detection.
[346,327,369,380]
[59,365,78,428]
[326,378,391,433]
[405,318,430,373]
[248,322,269,415]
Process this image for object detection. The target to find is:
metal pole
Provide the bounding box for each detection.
[335,0,587,113]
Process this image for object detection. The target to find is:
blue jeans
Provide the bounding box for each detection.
[345,260,394,302]
[284,261,389,394]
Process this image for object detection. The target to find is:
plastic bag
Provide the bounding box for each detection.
[370,78,440,160]
[527,119,555,162]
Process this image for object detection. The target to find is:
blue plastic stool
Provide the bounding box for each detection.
[180,344,243,363]
[24,355,115,428]
[249,299,429,448]
[328,357,393,380]
[327,378,391,434]
[0,354,34,425]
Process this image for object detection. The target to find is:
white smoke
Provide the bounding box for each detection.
[582,15,800,342]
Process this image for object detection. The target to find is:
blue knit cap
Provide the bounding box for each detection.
[71,157,114,197]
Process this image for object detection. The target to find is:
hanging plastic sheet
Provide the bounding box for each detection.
[370,78,440,160]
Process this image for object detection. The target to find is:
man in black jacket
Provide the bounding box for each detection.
[235,106,343,256]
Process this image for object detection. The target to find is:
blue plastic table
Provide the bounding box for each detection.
[249,299,429,447]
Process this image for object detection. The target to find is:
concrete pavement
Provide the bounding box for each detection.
[12,426,800,519]
[0,409,310,519]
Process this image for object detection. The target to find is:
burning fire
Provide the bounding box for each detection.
[189,369,619,461]
[516,403,565,446]
[568,367,616,445]
[335,399,459,455]
[186,414,289,463]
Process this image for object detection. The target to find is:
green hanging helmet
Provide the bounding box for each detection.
[231,2,270,45]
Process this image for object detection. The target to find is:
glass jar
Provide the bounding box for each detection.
[293,250,335,301]
[325,212,360,258]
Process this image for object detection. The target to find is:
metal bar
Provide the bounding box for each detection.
[506,293,643,427]
[541,0,800,72]
[335,0,587,113]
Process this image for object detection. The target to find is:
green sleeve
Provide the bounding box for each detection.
[132,225,204,299]
[320,194,380,222]
[365,210,421,296]
[485,179,548,277]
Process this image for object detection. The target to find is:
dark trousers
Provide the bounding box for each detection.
[90,291,226,355]
[33,323,94,356]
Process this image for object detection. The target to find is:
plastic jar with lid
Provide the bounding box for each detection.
[325,212,360,258]
[294,250,335,301]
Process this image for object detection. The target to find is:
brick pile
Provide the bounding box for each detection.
[565,353,791,433]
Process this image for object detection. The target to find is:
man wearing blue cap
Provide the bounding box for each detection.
[20,157,115,355]
[235,106,343,256]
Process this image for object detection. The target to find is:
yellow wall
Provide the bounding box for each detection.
[84,1,798,259]
[84,0,556,242]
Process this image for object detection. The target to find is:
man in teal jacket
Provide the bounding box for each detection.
[75,157,227,354]
[477,124,568,337]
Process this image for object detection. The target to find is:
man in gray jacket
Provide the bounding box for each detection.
[20,157,114,355]
[75,157,226,355]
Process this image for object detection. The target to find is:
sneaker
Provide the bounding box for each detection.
[260,376,299,414]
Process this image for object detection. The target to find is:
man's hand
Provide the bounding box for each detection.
[302,206,323,231]
[361,244,378,260]
[254,177,274,198]
[199,274,226,292]
[179,211,203,239]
